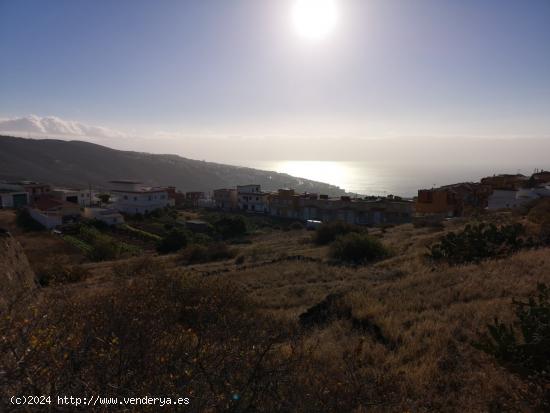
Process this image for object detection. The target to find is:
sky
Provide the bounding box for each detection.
[1,0,550,162]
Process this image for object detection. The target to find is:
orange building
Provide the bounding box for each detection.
[415,183,491,217]
[213,188,238,210]
[415,189,458,217]
[269,189,301,219]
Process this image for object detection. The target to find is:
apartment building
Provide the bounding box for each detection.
[237,185,269,213]
[110,180,174,215]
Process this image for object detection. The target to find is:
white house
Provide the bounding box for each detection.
[237,185,269,213]
[82,207,125,226]
[52,188,100,207]
[487,187,550,210]
[110,180,173,215]
[28,208,62,229]
[28,197,81,229]
[76,189,100,207]
[487,190,524,210]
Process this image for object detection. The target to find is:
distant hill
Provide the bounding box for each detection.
[0,135,345,195]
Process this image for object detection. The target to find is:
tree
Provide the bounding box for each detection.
[214,216,247,240]
[98,193,111,205]
[157,229,188,254]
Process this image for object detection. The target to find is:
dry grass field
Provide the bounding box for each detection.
[1,208,549,412]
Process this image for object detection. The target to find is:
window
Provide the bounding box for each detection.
[124,195,128,200]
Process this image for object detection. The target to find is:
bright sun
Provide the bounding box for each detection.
[292,0,338,41]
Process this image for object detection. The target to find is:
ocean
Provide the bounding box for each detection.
[235,160,540,198]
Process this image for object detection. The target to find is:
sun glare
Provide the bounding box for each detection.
[292,0,338,41]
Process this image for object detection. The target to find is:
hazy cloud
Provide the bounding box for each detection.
[0,115,126,140]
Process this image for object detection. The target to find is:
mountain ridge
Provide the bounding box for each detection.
[0,135,346,195]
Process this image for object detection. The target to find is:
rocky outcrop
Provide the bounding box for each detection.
[0,230,37,310]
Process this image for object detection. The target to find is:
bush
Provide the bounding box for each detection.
[179,243,237,265]
[475,283,550,382]
[527,199,550,224]
[329,233,390,264]
[213,216,248,239]
[191,233,214,245]
[428,223,536,265]
[156,228,188,254]
[15,209,44,231]
[314,221,366,245]
[0,274,301,412]
[87,237,122,261]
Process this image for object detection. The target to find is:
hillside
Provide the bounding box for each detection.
[1,205,549,411]
[0,135,345,195]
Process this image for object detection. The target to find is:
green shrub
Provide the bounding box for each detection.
[475,283,550,381]
[191,233,214,245]
[62,235,93,254]
[156,228,188,254]
[15,209,44,231]
[428,223,536,265]
[87,219,109,230]
[214,216,247,239]
[179,243,237,265]
[314,221,366,245]
[87,237,122,261]
[69,225,141,261]
[78,225,102,242]
[329,233,390,264]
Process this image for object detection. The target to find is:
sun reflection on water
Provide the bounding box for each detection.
[261,160,389,196]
